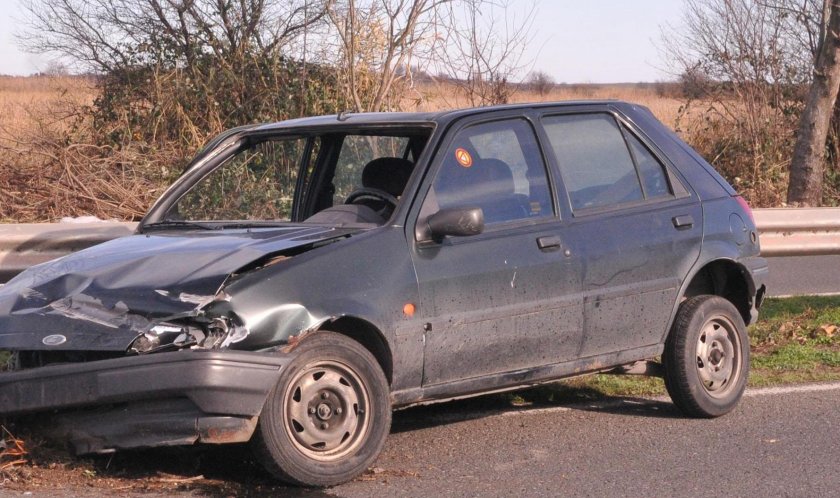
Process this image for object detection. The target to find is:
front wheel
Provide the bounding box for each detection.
[664,295,749,418]
[252,331,391,486]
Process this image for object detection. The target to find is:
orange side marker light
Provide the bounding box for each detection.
[403,303,416,317]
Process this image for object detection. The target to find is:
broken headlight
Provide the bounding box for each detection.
[129,317,249,354]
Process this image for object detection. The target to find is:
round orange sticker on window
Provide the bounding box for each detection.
[455,148,473,167]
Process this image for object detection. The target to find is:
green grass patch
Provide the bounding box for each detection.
[752,343,840,370]
[750,295,840,347]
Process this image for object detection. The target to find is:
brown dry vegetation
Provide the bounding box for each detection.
[0,76,180,222]
[417,83,684,124]
[0,75,757,222]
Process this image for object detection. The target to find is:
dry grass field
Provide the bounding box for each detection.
[0,75,96,144]
[0,76,683,141]
[411,82,685,127]
[9,74,804,222]
[0,75,694,222]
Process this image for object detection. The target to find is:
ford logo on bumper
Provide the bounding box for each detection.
[42,334,67,346]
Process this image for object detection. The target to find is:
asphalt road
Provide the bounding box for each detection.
[765,255,840,297]
[6,383,838,497]
[327,384,840,497]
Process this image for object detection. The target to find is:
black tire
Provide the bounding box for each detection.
[663,295,749,418]
[252,331,391,487]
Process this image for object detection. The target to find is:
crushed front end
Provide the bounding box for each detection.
[0,226,354,454]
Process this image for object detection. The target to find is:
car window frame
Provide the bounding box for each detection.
[410,110,562,246]
[536,107,694,219]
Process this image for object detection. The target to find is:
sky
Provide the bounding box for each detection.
[0,0,685,83]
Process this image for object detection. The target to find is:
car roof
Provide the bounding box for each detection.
[250,100,631,132]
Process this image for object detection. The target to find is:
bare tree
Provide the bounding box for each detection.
[433,0,536,106]
[20,0,329,73]
[788,1,840,206]
[325,0,446,113]
[661,0,822,206]
[527,70,555,97]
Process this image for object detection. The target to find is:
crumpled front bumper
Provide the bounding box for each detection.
[0,350,289,454]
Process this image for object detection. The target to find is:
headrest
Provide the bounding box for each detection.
[474,158,516,195]
[361,157,415,197]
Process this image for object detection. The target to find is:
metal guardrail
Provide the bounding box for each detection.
[0,208,836,282]
[754,208,840,257]
[0,222,137,282]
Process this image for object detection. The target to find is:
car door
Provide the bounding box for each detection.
[539,110,703,357]
[408,115,584,387]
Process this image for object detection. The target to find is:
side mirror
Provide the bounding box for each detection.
[422,207,484,242]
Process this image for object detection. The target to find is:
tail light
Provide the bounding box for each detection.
[735,196,754,224]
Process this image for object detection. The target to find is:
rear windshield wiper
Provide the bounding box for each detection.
[142,220,219,231]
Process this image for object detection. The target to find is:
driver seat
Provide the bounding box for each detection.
[349,156,415,217]
[361,157,415,198]
[305,157,414,225]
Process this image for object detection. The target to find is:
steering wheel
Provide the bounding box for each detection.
[344,188,398,209]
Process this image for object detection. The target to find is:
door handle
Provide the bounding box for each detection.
[672,215,694,229]
[537,235,562,251]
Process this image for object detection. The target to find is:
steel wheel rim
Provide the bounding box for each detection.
[695,315,741,398]
[283,360,371,461]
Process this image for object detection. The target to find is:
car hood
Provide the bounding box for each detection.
[0,225,358,351]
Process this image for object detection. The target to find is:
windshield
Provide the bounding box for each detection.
[168,137,310,223]
[160,127,431,227]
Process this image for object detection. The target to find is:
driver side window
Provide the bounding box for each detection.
[421,119,554,226]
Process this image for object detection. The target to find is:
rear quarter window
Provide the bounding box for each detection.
[542,113,682,212]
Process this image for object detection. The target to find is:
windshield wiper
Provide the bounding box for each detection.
[142,220,219,231]
[217,221,290,229]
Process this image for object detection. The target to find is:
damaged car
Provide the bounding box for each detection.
[0,101,767,487]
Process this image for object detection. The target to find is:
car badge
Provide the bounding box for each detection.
[42,334,67,346]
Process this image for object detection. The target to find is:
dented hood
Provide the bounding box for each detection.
[0,225,358,351]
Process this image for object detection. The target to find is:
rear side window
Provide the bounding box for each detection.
[422,119,553,225]
[542,113,676,211]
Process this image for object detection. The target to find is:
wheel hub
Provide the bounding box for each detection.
[283,361,371,461]
[316,402,333,420]
[709,344,724,365]
[695,317,742,397]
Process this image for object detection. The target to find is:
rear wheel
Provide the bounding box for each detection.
[252,332,391,486]
[664,295,749,418]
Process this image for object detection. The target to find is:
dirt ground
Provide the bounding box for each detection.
[0,421,330,497]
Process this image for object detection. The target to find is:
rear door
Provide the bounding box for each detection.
[539,110,702,357]
[408,114,584,386]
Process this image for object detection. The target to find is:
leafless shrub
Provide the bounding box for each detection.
[526,70,555,97]
[6,0,548,221]
[662,0,823,206]
[0,104,171,221]
[326,0,446,112]
[432,0,536,107]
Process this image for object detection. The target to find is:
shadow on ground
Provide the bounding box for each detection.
[391,382,682,434]
[4,383,681,495]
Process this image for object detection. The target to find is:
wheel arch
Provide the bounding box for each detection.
[318,316,394,387]
[679,258,757,326]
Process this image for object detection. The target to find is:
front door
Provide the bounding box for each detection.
[409,116,584,386]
